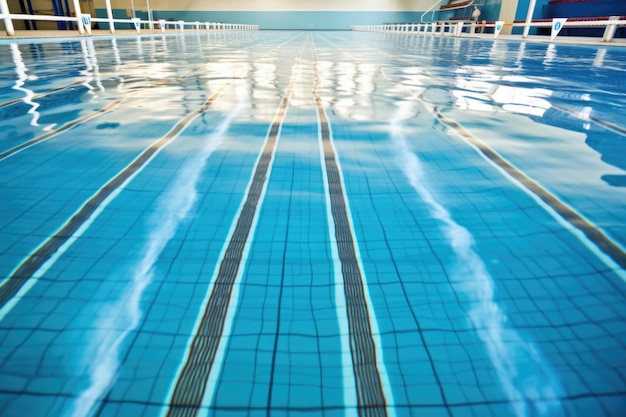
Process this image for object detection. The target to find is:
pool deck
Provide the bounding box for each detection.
[1,29,626,47]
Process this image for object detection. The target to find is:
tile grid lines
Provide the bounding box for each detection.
[433,105,626,274]
[162,40,306,417]
[550,102,626,137]
[349,36,626,140]
[49,392,626,415]
[0,83,230,320]
[346,117,456,415]
[0,79,83,109]
[94,35,308,417]
[357,38,626,262]
[0,64,205,162]
[375,67,626,279]
[312,40,391,417]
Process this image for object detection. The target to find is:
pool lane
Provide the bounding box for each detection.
[0,82,247,416]
[0,33,306,417]
[163,38,306,417]
[313,32,626,416]
[0,83,221,316]
[0,64,206,162]
[206,48,349,417]
[0,33,301,295]
[313,45,394,416]
[90,35,309,417]
[1,31,626,417]
[362,33,626,253]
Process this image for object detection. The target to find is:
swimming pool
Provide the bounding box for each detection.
[0,31,625,417]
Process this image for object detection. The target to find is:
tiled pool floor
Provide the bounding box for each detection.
[0,31,625,417]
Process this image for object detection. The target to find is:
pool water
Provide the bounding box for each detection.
[0,31,625,417]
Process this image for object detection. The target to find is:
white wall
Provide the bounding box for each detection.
[96,0,439,12]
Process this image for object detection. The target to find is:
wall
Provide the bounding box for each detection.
[512,0,550,34]
[93,0,445,29]
[4,0,514,32]
[102,0,438,12]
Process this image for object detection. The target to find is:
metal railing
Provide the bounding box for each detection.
[420,0,443,23]
[352,16,625,42]
[1,9,258,37]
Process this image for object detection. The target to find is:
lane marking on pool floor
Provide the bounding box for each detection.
[0,61,206,109]
[0,84,231,318]
[1,80,85,109]
[312,41,395,417]
[332,31,626,275]
[379,68,626,277]
[162,40,307,417]
[550,102,626,137]
[0,64,205,162]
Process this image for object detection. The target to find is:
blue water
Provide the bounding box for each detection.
[0,31,625,417]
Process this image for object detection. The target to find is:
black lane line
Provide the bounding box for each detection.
[345,37,626,140]
[373,64,626,273]
[312,43,388,417]
[0,86,228,310]
[0,64,206,109]
[0,80,84,109]
[0,97,125,161]
[165,43,304,417]
[87,36,309,417]
[551,103,626,137]
[0,65,204,162]
[431,107,626,272]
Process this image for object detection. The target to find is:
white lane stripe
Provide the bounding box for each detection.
[380,68,626,283]
[0,89,228,323]
[391,100,563,417]
[316,98,397,415]
[316,98,358,416]
[161,73,299,417]
[198,98,287,415]
[67,83,247,417]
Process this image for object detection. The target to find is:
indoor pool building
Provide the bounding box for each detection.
[1,1,625,417]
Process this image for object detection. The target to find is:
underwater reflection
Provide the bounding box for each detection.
[10,44,41,127]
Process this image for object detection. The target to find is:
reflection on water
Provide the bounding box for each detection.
[445,40,626,187]
[390,100,563,417]
[10,44,41,127]
[68,80,250,417]
[0,31,624,417]
[80,39,104,94]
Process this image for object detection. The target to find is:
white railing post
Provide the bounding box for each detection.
[523,0,537,38]
[1,0,15,36]
[0,10,259,36]
[104,0,114,33]
[72,0,84,34]
[456,21,464,36]
[146,0,153,30]
[603,16,620,42]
